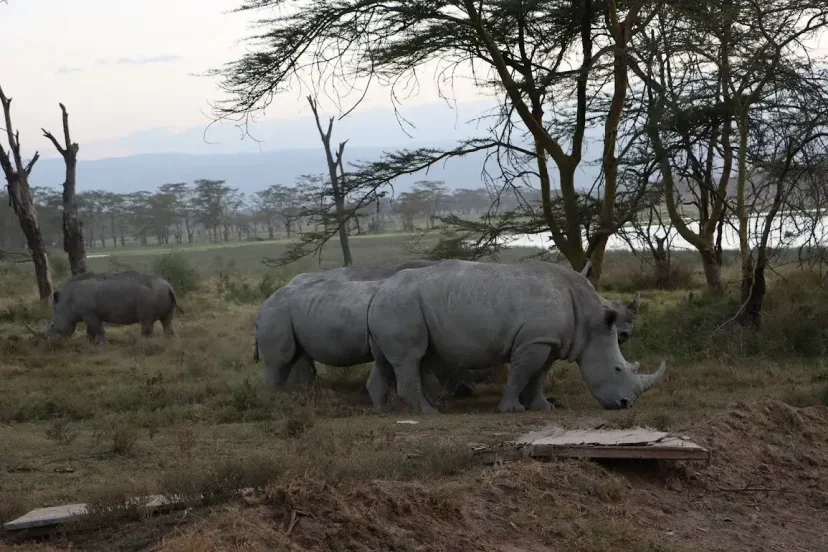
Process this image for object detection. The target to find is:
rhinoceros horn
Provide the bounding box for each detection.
[636,360,667,394]
[23,319,50,337]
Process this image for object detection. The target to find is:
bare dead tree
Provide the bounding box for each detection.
[42,103,86,275]
[307,96,352,267]
[0,84,53,303]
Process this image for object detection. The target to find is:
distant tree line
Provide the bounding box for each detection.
[0,178,525,252]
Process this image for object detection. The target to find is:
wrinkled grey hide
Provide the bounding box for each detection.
[366,259,665,414]
[253,260,441,389]
[48,271,179,344]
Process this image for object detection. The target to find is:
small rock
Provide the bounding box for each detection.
[396,420,419,425]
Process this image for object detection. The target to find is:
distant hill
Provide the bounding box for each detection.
[29,145,604,196]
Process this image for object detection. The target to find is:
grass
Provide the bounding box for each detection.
[1,236,827,550]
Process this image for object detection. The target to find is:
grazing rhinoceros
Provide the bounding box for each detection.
[253,260,442,389]
[365,259,666,414]
[34,271,180,344]
[402,260,642,402]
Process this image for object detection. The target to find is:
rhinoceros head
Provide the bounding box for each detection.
[577,301,666,410]
[579,260,641,345]
[47,290,78,337]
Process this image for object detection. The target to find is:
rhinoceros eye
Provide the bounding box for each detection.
[614,366,623,373]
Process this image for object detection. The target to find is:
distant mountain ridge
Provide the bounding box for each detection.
[26,99,605,196]
[28,146,504,195]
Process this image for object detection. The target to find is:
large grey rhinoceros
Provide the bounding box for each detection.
[253,260,441,389]
[407,259,642,401]
[35,271,180,344]
[365,259,666,413]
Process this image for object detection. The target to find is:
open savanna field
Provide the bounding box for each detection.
[2,234,828,551]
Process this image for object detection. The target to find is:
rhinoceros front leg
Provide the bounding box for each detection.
[518,363,554,412]
[499,343,553,413]
[140,320,155,337]
[84,315,107,345]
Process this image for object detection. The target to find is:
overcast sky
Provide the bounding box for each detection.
[2,1,827,161]
[0,0,486,159]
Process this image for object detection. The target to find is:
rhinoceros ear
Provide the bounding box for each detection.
[580,260,593,279]
[603,303,619,329]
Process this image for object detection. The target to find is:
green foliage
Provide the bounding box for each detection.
[427,234,479,261]
[625,277,828,361]
[151,251,200,295]
[49,253,70,281]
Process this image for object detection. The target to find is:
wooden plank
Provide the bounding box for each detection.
[3,503,89,531]
[512,426,710,463]
[526,443,710,461]
[3,494,187,532]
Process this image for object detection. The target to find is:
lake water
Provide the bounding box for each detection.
[497,213,828,252]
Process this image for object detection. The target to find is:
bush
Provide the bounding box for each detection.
[49,253,70,281]
[151,252,200,295]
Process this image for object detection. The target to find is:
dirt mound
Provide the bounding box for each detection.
[691,399,828,494]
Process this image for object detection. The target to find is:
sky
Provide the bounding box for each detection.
[1,1,827,162]
[0,0,488,160]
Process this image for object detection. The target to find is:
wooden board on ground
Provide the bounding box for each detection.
[511,426,710,462]
[3,494,186,533]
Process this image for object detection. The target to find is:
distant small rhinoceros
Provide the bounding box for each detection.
[37,270,181,344]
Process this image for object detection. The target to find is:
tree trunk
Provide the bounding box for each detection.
[43,103,86,275]
[0,85,53,303]
[285,221,292,238]
[739,255,765,329]
[700,248,722,292]
[653,236,671,289]
[111,213,117,248]
[11,175,53,301]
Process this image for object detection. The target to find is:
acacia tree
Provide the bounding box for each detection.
[210,0,667,282]
[42,103,86,275]
[0,85,53,303]
[733,66,828,328]
[632,1,828,292]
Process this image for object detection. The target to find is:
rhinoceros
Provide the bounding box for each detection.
[32,271,180,344]
[253,260,441,389]
[398,260,642,402]
[365,259,666,413]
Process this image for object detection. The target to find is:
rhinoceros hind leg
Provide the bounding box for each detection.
[366,358,394,411]
[160,311,176,337]
[283,354,316,389]
[395,358,437,414]
[499,343,553,413]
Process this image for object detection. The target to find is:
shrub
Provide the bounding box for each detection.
[49,253,70,280]
[151,252,200,295]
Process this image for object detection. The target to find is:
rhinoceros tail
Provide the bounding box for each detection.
[169,287,184,315]
[253,337,260,363]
